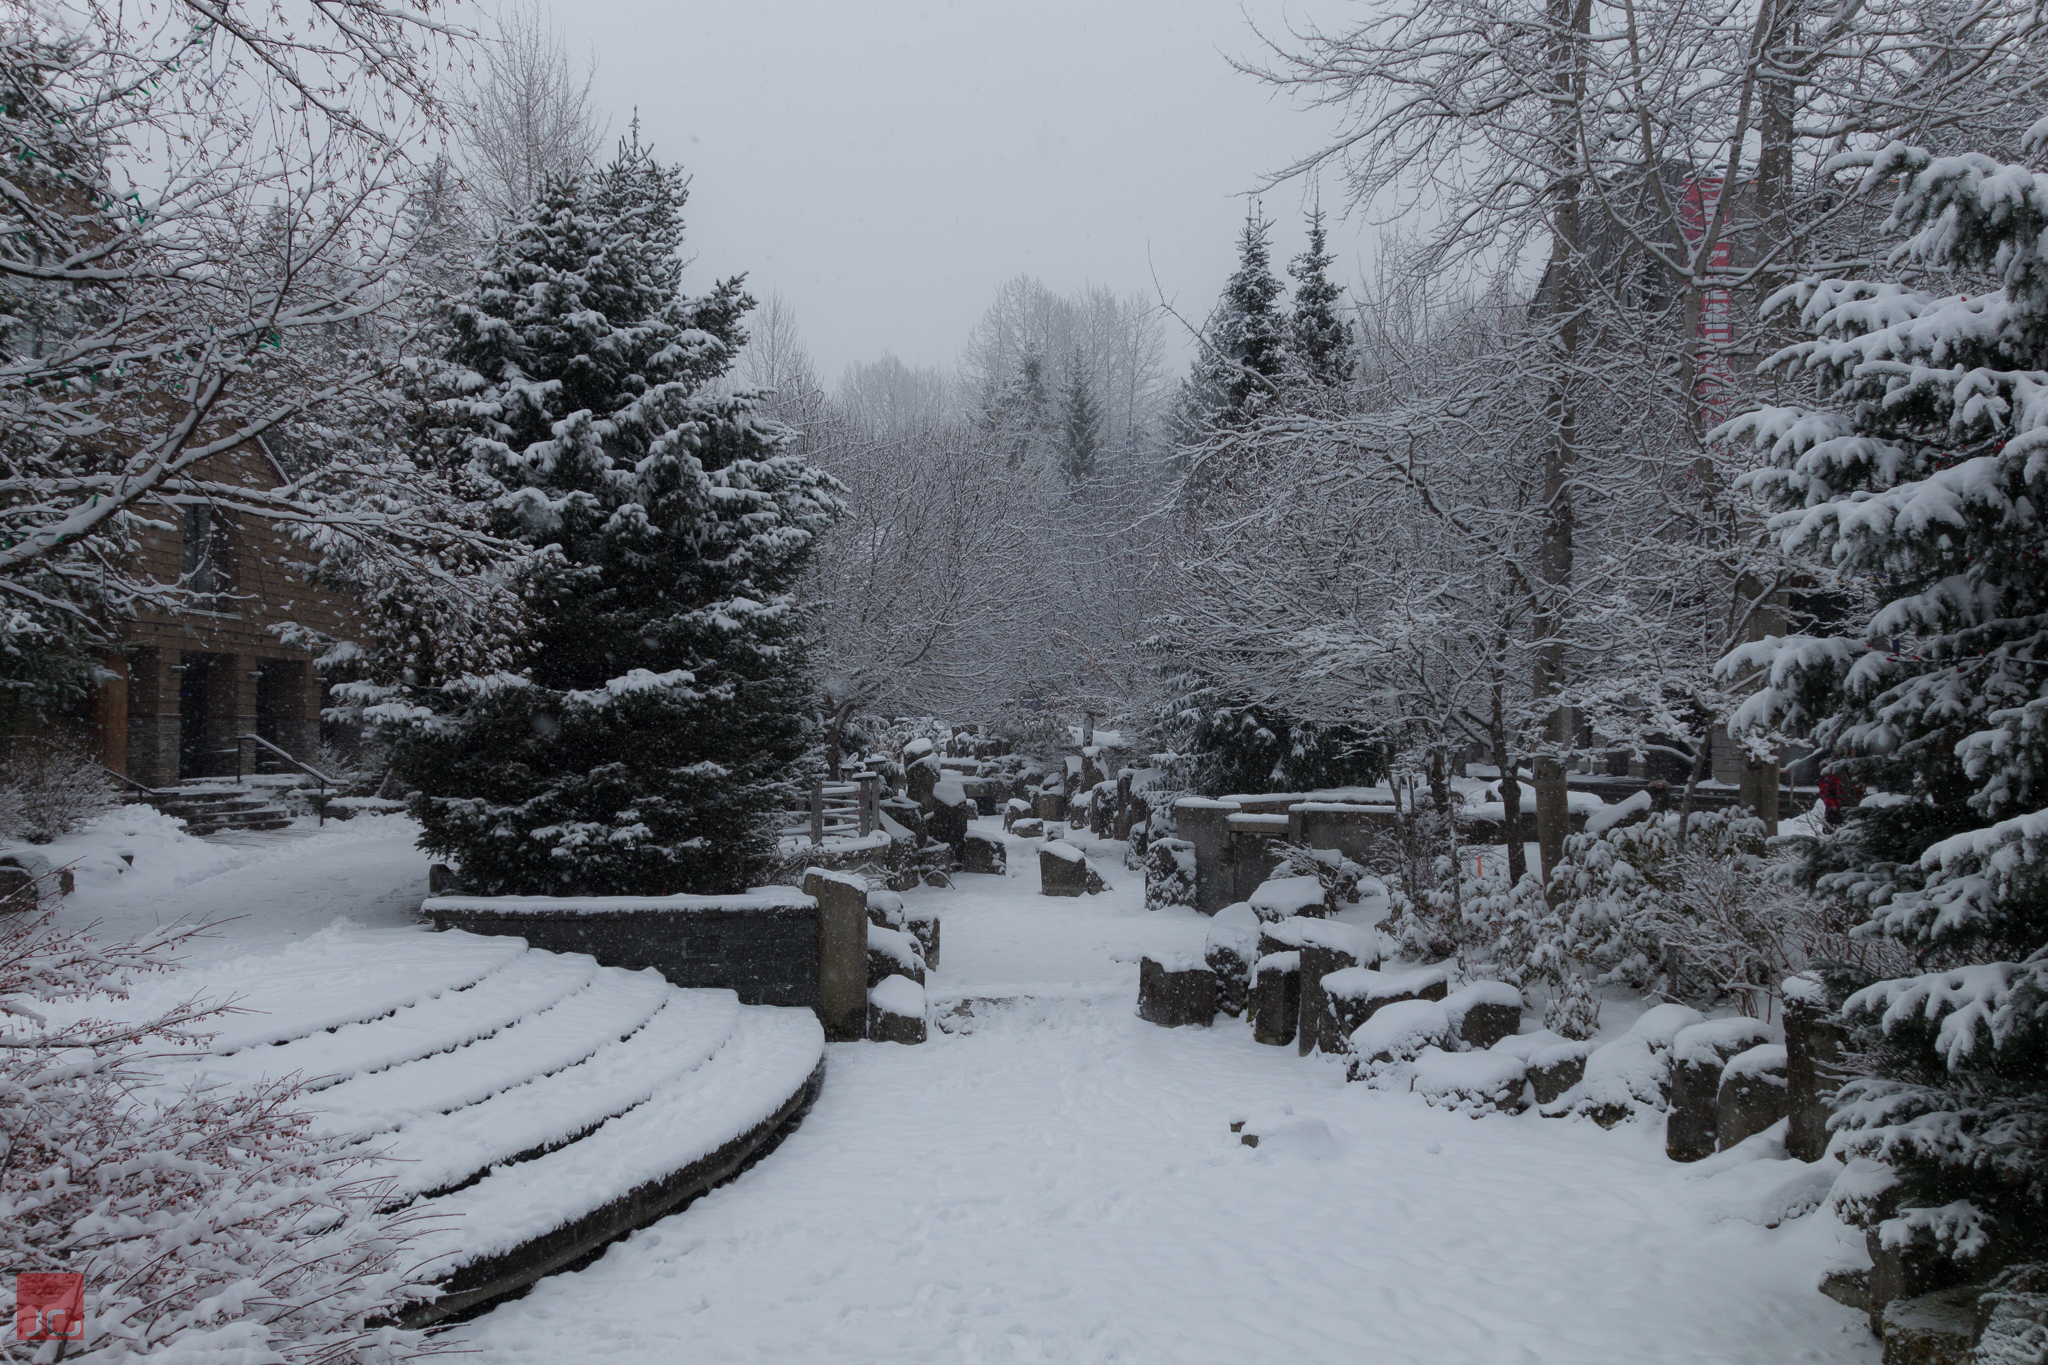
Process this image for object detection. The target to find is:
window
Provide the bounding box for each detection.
[179,505,233,610]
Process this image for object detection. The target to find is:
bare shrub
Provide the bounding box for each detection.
[0,738,116,843]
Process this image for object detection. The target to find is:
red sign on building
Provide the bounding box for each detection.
[15,1273,85,1344]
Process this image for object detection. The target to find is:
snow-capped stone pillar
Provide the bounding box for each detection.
[804,868,871,1042]
[1173,799,1241,915]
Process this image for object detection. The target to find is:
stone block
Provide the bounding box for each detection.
[1716,1044,1790,1150]
[1443,981,1524,1051]
[867,973,928,1045]
[1529,1040,1596,1106]
[1173,799,1240,916]
[1010,817,1044,839]
[907,755,941,811]
[1251,951,1301,1046]
[1318,963,1452,1048]
[1879,1284,1981,1365]
[1144,837,1197,912]
[1785,982,1850,1163]
[927,799,969,855]
[962,833,1007,876]
[1003,797,1032,830]
[1666,1018,1774,1162]
[1035,789,1068,823]
[1039,842,1105,896]
[1137,955,1217,1028]
[866,888,940,970]
[804,868,872,1042]
[867,923,924,988]
[428,862,460,895]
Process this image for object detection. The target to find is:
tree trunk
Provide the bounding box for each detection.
[1491,687,1527,887]
[823,698,856,780]
[1532,0,1588,888]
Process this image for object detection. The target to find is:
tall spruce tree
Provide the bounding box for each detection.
[394,133,842,895]
[1057,347,1100,489]
[1724,120,2048,1289]
[1287,207,1353,390]
[1178,209,1288,433]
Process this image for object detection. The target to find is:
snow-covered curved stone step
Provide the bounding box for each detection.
[375,987,744,1201]
[203,933,528,1053]
[182,951,598,1092]
[306,967,674,1135]
[402,1003,826,1325]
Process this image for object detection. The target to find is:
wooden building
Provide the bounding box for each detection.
[82,442,360,788]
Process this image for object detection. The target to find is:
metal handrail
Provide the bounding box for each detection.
[232,734,338,824]
[97,764,170,801]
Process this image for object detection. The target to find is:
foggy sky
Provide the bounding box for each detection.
[541,0,1368,382]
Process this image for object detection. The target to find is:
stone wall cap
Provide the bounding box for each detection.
[1173,797,1243,810]
[1291,801,1400,814]
[424,888,816,916]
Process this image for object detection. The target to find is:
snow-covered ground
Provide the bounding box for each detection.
[36,807,1877,1363]
[452,817,1878,1365]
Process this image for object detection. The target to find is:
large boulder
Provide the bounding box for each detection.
[1665,1018,1774,1162]
[1442,981,1524,1050]
[1715,1043,1790,1149]
[1252,952,1301,1046]
[1204,903,1261,1017]
[867,973,928,1044]
[1039,840,1106,896]
[1137,954,1217,1028]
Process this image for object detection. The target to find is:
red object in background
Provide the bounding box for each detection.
[15,1273,85,1343]
[1817,772,1865,826]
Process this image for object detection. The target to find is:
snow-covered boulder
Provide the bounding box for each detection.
[866,888,939,969]
[1320,964,1452,1053]
[1204,902,1261,1017]
[1716,1044,1789,1150]
[963,832,1007,876]
[1039,839,1106,896]
[1295,919,1383,1055]
[1527,1039,1597,1105]
[1411,1047,1530,1116]
[867,923,924,988]
[868,973,927,1045]
[1249,874,1333,922]
[1138,952,1216,1029]
[1546,1003,1705,1125]
[1442,981,1524,1050]
[1347,998,1452,1083]
[1666,1018,1774,1161]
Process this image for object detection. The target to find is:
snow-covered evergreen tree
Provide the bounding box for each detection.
[1720,117,2048,1288]
[1178,210,1289,434]
[1057,346,1101,489]
[1287,208,1353,390]
[394,133,842,895]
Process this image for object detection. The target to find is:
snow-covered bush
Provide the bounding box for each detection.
[0,895,436,1362]
[1271,842,1366,909]
[1143,837,1196,912]
[0,737,115,844]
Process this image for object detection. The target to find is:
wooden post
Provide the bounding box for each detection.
[809,779,825,846]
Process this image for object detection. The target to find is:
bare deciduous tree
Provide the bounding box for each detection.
[459,2,606,226]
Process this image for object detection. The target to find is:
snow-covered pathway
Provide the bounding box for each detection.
[453,824,1880,1365]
